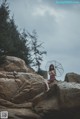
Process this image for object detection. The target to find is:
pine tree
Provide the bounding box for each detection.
[0,1,47,68]
[29,30,47,71]
[0,0,10,64]
[0,1,32,66]
[19,29,32,64]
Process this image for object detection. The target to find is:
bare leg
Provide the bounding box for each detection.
[44,79,50,91]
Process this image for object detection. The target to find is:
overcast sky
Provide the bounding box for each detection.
[1,0,80,80]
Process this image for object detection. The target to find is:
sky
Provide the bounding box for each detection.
[1,0,80,80]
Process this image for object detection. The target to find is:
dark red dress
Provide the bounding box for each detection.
[49,70,56,83]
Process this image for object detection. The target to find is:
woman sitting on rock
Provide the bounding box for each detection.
[44,64,56,91]
[48,64,56,84]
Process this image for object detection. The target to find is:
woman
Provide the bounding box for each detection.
[48,64,56,83]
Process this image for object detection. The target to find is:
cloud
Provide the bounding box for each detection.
[32,5,58,17]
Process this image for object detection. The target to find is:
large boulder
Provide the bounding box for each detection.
[65,72,80,83]
[0,56,35,73]
[0,72,45,103]
[0,56,46,119]
[0,56,46,103]
[34,82,80,111]
[33,82,80,119]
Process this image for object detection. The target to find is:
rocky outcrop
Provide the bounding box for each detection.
[34,82,80,111]
[33,82,80,119]
[0,56,35,73]
[0,56,80,119]
[0,72,45,103]
[65,72,80,83]
[0,56,46,119]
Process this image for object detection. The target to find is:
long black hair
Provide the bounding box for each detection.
[49,64,54,71]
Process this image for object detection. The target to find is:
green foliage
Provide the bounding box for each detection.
[28,30,47,71]
[0,1,32,65]
[0,1,47,69]
[0,0,9,64]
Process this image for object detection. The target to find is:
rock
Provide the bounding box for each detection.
[34,82,80,115]
[11,73,46,104]
[0,72,45,103]
[65,72,80,83]
[0,56,28,72]
[0,108,41,119]
[0,56,46,103]
[0,56,35,73]
[0,56,46,119]
[0,98,32,108]
[57,82,80,108]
